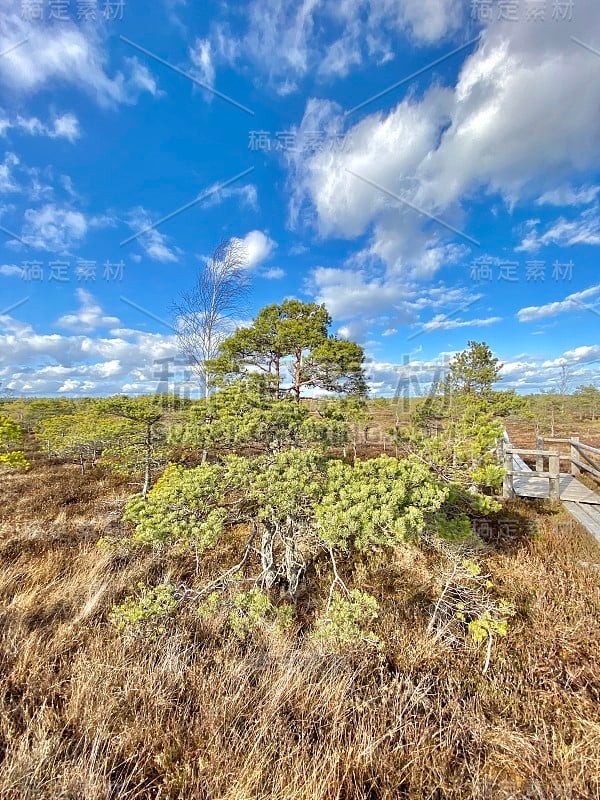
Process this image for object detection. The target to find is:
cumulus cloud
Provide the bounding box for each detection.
[50,112,80,141]
[291,5,600,285]
[57,289,121,333]
[1,299,598,396]
[366,343,600,398]
[0,300,181,396]
[310,267,415,321]
[17,203,114,253]
[499,347,600,393]
[310,265,479,319]
[235,230,277,269]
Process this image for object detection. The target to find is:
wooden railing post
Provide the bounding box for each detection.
[497,437,504,464]
[536,436,544,472]
[549,453,560,501]
[503,450,515,499]
[571,437,580,476]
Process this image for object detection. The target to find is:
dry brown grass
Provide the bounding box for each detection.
[1,461,599,800]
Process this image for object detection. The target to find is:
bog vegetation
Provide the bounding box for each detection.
[1,294,599,799]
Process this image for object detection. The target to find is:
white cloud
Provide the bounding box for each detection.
[201,182,258,211]
[366,343,600,398]
[291,6,600,284]
[262,267,285,279]
[18,203,113,253]
[318,34,362,78]
[393,0,463,44]
[126,207,180,263]
[0,151,60,204]
[0,263,23,277]
[235,230,277,269]
[0,152,20,193]
[57,289,121,333]
[311,267,413,321]
[190,38,215,87]
[0,111,80,141]
[0,304,182,396]
[288,93,472,280]
[499,347,600,394]
[124,57,161,97]
[516,207,600,252]
[51,112,80,142]
[337,320,370,341]
[309,265,479,323]
[537,185,600,207]
[517,284,600,323]
[421,314,501,332]
[196,0,463,94]
[1,302,598,397]
[0,5,159,105]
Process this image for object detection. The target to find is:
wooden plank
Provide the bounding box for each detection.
[576,448,600,473]
[502,430,600,547]
[511,475,600,504]
[563,502,600,545]
[504,448,561,457]
[512,451,530,472]
[511,470,555,478]
[571,458,600,481]
[559,476,600,503]
[576,441,600,457]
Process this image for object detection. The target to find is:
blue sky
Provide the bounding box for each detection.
[0,0,599,397]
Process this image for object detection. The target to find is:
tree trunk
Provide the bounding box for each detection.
[283,519,303,596]
[142,423,152,496]
[293,348,302,403]
[261,524,277,588]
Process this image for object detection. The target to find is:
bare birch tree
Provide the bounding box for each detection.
[173,238,250,398]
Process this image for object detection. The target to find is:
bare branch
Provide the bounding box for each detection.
[172,238,251,397]
[326,547,349,611]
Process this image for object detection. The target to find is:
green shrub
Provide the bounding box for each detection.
[0,414,29,470]
[198,588,295,640]
[317,455,448,551]
[313,590,381,649]
[109,582,177,638]
[123,463,229,549]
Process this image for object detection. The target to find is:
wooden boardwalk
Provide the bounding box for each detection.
[501,432,600,544]
[512,473,600,504]
[563,501,600,541]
